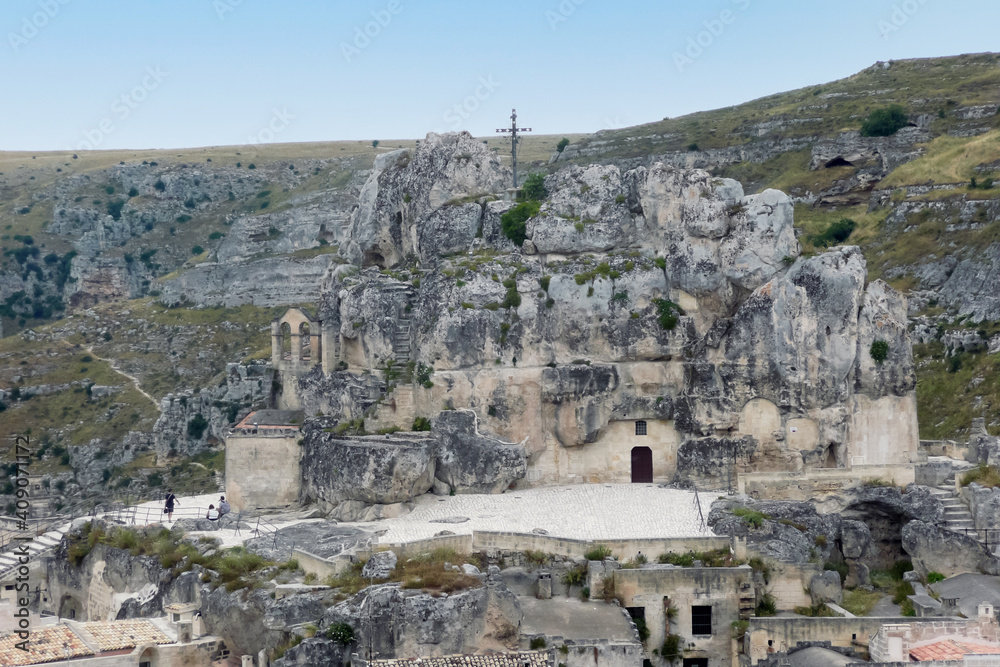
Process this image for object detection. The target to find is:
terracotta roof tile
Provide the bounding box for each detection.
[910,639,1000,661]
[0,626,93,666]
[78,619,171,652]
[371,650,549,667]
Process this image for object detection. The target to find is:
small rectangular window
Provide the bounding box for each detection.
[691,605,712,635]
[635,420,647,436]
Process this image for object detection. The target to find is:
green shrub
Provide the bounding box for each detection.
[733,506,770,528]
[187,414,209,439]
[412,417,432,432]
[661,634,683,661]
[870,340,889,364]
[154,180,166,191]
[529,637,547,650]
[372,140,380,148]
[686,142,699,152]
[634,617,650,642]
[927,571,946,584]
[539,275,551,292]
[653,299,682,331]
[556,138,570,153]
[191,246,204,255]
[960,464,1000,489]
[861,104,909,137]
[501,201,540,246]
[327,622,355,645]
[812,218,856,247]
[521,173,548,201]
[106,199,125,221]
[584,545,613,561]
[892,580,915,605]
[755,593,778,616]
[562,565,587,588]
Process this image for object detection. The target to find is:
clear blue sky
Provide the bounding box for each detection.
[1,0,997,151]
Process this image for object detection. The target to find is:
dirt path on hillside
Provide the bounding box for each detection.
[83,345,161,412]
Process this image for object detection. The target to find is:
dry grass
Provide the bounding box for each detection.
[880,130,1000,187]
[841,589,883,616]
[961,464,1000,489]
[325,547,482,601]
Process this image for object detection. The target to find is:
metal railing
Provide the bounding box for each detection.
[88,503,282,550]
[941,524,1000,552]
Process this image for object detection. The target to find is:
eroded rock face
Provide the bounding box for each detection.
[300,428,437,506]
[319,576,521,659]
[299,410,526,511]
[433,410,527,494]
[292,132,918,489]
[902,520,999,578]
[343,132,509,268]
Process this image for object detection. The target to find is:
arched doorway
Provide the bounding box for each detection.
[631,447,653,483]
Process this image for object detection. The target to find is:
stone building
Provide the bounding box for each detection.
[589,561,755,667]
[223,410,303,512]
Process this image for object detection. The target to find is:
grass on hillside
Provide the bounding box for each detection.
[562,53,1000,162]
[881,129,1000,187]
[66,300,286,399]
[913,340,1000,440]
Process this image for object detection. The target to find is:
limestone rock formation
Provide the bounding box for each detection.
[902,520,999,578]
[343,132,509,268]
[433,410,527,494]
[283,131,919,489]
[319,576,521,659]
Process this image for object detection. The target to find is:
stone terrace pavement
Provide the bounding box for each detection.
[341,484,716,544]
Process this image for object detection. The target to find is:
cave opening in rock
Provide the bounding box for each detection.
[825,157,854,168]
[363,250,386,269]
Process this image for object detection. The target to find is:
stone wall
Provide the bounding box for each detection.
[745,616,942,665]
[224,431,302,511]
[739,465,916,502]
[473,531,730,562]
[761,560,818,611]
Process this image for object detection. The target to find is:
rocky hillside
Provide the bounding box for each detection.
[0,53,998,511]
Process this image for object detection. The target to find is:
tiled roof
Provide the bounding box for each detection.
[370,651,549,667]
[910,639,1000,661]
[0,626,94,666]
[78,619,171,652]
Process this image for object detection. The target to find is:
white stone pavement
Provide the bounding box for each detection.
[340,484,717,544]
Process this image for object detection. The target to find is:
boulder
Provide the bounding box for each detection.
[362,551,398,580]
[274,638,348,667]
[433,410,526,494]
[840,521,872,560]
[810,570,843,605]
[322,579,521,659]
[902,520,994,578]
[263,594,327,631]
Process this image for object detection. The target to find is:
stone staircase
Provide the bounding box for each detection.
[0,526,67,579]
[393,311,412,363]
[929,469,989,549]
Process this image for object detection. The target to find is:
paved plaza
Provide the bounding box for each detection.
[341,484,717,544]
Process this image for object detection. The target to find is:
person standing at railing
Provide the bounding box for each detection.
[164,489,179,523]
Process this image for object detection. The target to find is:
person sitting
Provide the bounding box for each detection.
[218,496,231,516]
[206,505,220,521]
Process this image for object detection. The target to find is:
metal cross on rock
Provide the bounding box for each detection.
[496,108,532,188]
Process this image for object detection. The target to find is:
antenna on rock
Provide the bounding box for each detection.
[496,108,532,188]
